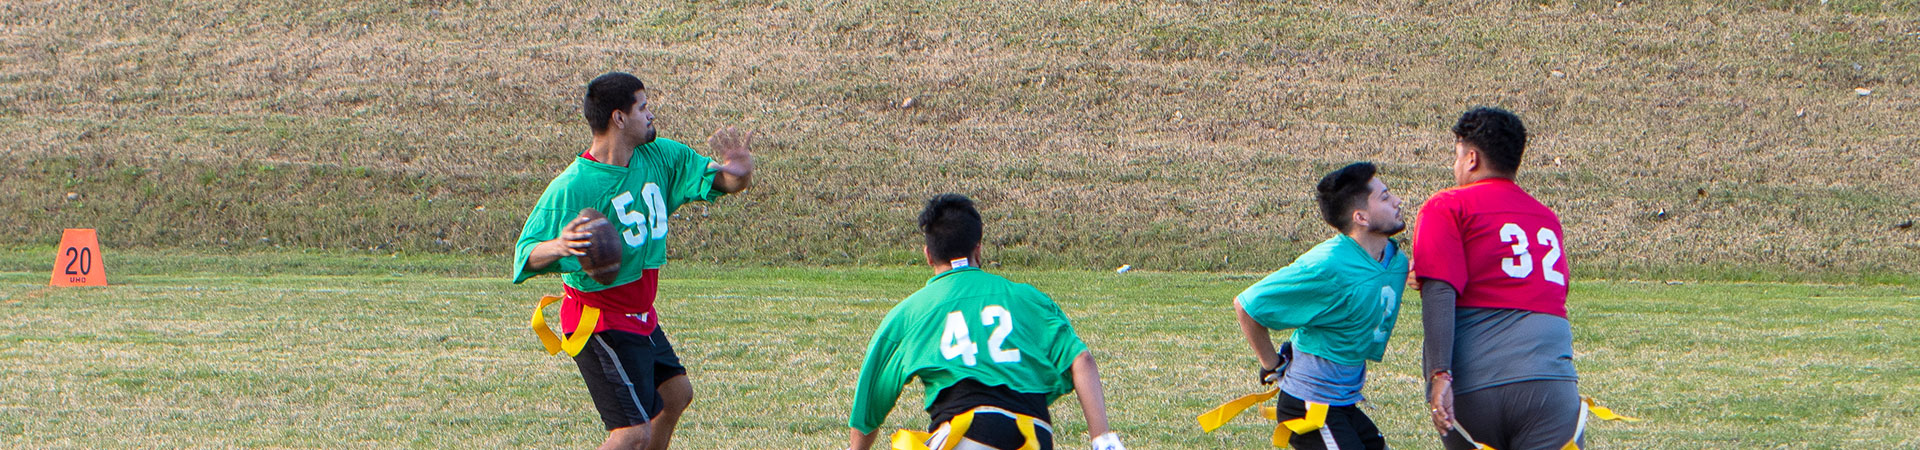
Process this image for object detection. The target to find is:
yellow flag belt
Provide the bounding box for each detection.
[890,407,1046,450]
[1197,388,1639,448]
[530,294,602,357]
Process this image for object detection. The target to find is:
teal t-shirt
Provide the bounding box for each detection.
[511,138,723,290]
[848,266,1089,434]
[1237,235,1410,367]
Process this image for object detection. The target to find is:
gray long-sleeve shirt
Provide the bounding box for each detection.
[1422,280,1579,394]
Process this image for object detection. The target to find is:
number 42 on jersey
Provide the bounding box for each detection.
[940,306,1021,366]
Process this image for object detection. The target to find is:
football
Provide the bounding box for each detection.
[574,207,623,285]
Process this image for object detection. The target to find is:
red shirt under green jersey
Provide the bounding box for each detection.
[511,140,722,335]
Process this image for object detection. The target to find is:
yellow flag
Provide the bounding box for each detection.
[530,295,602,357]
[1584,396,1640,422]
[1196,388,1279,432]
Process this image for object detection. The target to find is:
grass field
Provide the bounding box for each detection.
[3,250,1916,448]
[3,0,1919,447]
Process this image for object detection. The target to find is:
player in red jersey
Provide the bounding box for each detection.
[1413,107,1583,449]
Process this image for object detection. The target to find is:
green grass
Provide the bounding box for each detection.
[4,0,1916,446]
[2,252,1915,448]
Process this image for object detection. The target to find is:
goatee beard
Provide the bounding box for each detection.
[1375,221,1406,237]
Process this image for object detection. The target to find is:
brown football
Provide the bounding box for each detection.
[575,207,623,285]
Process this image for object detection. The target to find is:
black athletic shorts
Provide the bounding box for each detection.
[927,408,1056,450]
[1275,391,1387,450]
[570,327,687,430]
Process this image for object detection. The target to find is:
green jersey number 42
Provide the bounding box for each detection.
[940,306,1021,366]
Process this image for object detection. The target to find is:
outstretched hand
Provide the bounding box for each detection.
[709,126,755,177]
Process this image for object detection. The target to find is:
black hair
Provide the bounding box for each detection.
[1451,106,1527,174]
[583,72,646,134]
[1316,162,1378,232]
[919,193,983,262]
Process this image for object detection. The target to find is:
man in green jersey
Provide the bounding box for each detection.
[513,72,754,450]
[1233,162,1409,450]
[847,194,1125,450]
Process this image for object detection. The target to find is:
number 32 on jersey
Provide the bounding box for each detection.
[1498,222,1567,286]
[940,306,1021,367]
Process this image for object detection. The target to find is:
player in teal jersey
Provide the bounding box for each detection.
[514,72,754,450]
[847,194,1124,450]
[1233,162,1409,450]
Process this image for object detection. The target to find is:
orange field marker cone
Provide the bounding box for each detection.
[50,229,107,287]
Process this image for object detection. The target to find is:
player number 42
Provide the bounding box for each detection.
[1498,223,1567,286]
[940,306,1021,367]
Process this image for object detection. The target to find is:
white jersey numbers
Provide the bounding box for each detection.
[1373,286,1397,344]
[940,306,1022,367]
[1536,228,1567,285]
[1498,223,1534,279]
[940,311,979,366]
[982,306,1022,363]
[610,183,670,248]
[642,184,669,239]
[1497,222,1567,286]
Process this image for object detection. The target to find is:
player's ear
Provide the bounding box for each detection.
[923,245,936,266]
[1350,209,1371,232]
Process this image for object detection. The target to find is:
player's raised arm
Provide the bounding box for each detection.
[708,126,754,193]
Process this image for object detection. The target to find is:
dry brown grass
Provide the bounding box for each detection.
[2,0,1916,277]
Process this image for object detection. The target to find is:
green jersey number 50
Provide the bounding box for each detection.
[611,183,670,247]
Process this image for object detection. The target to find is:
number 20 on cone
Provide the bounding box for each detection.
[50,228,107,287]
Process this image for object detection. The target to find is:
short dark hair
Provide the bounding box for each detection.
[919,193,983,262]
[584,72,646,134]
[1316,162,1377,232]
[1451,106,1527,174]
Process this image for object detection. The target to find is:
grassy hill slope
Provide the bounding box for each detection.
[3,0,1916,276]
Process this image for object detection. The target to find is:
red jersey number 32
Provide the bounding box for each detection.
[1497,223,1567,286]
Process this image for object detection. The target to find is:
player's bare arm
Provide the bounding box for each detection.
[1234,298,1282,378]
[708,126,754,193]
[523,216,594,272]
[846,427,878,450]
[1070,350,1119,444]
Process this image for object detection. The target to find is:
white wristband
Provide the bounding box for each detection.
[1090,432,1125,450]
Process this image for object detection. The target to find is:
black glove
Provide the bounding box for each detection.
[1259,341,1294,385]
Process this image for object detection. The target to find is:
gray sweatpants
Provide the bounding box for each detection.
[1441,380,1585,450]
